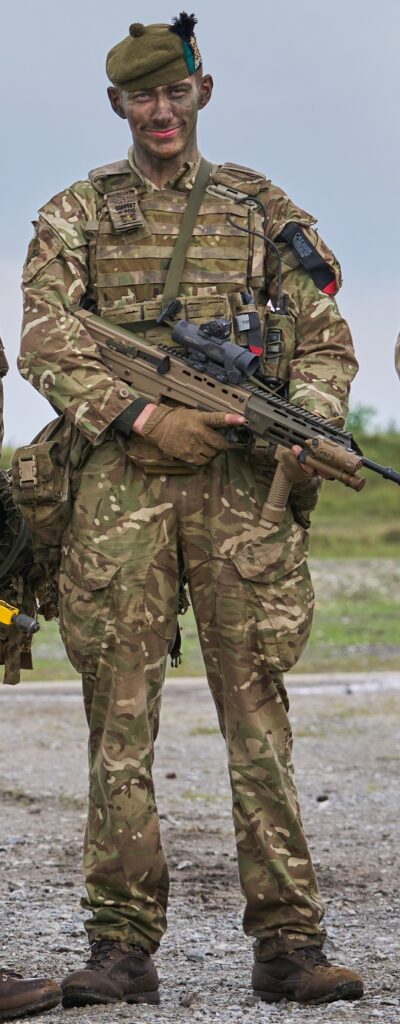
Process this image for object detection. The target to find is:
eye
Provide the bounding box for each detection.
[132,92,152,103]
[170,87,188,98]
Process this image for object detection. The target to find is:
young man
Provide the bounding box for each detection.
[0,345,61,1020]
[19,14,363,1008]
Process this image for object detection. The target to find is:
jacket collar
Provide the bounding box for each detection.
[127,145,201,192]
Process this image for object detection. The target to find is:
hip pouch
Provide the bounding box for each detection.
[11,414,85,552]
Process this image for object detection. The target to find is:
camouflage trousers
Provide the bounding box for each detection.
[59,440,326,959]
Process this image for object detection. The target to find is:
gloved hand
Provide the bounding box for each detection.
[140,404,231,465]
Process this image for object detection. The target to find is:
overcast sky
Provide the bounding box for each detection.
[1,0,399,444]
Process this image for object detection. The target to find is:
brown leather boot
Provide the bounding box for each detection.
[0,968,61,1021]
[61,939,160,1007]
[252,946,364,1004]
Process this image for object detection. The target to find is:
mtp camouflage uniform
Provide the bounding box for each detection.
[19,150,358,959]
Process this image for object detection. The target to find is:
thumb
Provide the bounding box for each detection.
[201,412,229,429]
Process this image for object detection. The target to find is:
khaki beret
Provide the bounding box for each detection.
[106,12,202,92]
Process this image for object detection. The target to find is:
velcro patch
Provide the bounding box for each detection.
[105,189,148,234]
[277,222,338,295]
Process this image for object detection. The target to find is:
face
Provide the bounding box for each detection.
[108,73,213,162]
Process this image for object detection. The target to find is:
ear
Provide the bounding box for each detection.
[107,86,127,120]
[197,74,213,111]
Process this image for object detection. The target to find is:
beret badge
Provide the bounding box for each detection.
[170,11,201,74]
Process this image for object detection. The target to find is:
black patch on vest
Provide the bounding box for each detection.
[277,222,338,294]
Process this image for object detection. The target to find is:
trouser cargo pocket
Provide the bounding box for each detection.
[228,513,314,674]
[59,536,120,673]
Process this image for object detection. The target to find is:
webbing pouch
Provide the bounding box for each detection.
[11,416,75,549]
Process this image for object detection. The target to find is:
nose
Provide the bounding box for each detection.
[152,92,173,124]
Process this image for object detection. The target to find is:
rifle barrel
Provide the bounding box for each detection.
[362,457,400,485]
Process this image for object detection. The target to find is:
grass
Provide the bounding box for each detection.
[310,432,400,557]
[309,598,398,647]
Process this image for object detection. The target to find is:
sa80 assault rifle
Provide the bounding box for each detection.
[75,309,400,524]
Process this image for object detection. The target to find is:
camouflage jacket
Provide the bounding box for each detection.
[19,151,358,444]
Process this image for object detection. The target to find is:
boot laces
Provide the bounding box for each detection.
[87,940,144,970]
[298,947,330,967]
[87,941,122,970]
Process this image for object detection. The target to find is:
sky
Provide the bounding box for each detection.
[0,0,399,444]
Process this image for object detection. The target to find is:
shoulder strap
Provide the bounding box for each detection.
[162,157,212,304]
[88,160,134,194]
[210,161,269,198]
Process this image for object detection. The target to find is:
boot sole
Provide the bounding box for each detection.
[62,987,160,1008]
[0,991,61,1021]
[253,980,364,1005]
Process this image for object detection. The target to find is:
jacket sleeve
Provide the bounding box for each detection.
[19,185,143,444]
[264,189,358,426]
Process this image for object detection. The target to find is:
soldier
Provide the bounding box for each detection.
[19,13,364,1008]
[0,344,61,1019]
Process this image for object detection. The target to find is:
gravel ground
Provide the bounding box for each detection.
[0,673,399,1023]
[310,558,400,599]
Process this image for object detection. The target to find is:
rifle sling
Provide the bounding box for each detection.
[162,157,213,304]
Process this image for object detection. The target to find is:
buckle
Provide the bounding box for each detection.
[18,455,37,487]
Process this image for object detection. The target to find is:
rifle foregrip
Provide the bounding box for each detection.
[260,464,292,525]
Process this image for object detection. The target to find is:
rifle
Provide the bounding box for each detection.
[75,309,400,524]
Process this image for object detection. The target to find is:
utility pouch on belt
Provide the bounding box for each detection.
[11,415,83,554]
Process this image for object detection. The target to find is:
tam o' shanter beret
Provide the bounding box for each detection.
[106,12,202,92]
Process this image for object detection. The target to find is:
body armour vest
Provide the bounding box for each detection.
[82,159,329,387]
[86,160,269,339]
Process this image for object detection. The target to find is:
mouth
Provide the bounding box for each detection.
[146,126,182,139]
